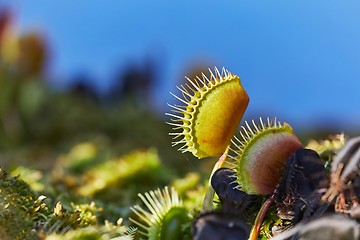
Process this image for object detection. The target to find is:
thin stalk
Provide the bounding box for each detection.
[202,146,230,212]
[248,193,276,240]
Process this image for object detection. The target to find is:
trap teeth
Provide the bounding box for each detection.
[230,118,302,195]
[167,67,249,159]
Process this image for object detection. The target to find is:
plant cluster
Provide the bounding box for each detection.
[162,67,360,240]
[2,18,360,238]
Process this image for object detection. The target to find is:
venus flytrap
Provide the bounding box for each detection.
[130,187,190,240]
[229,118,302,240]
[167,67,250,212]
[229,118,302,195]
[166,67,303,239]
[167,67,249,159]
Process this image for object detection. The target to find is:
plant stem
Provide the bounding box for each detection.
[248,193,275,240]
[202,146,230,212]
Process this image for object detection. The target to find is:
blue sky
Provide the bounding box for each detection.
[1,1,360,133]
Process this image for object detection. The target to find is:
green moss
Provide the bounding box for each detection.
[0,167,48,240]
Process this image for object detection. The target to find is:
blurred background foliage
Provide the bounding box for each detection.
[0,9,212,239]
[0,8,196,171]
